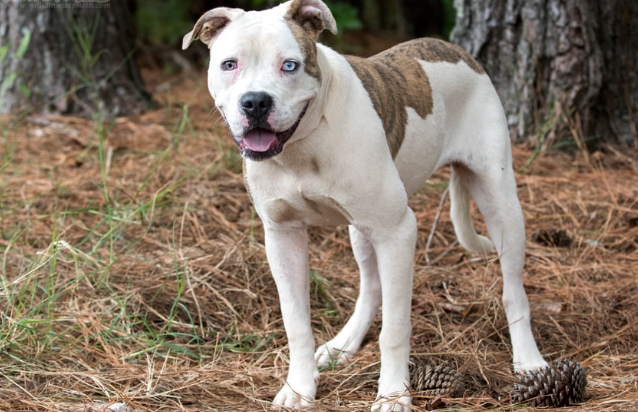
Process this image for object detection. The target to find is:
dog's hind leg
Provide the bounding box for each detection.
[453,162,548,372]
[315,225,382,367]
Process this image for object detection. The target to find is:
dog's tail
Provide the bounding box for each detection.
[449,168,495,255]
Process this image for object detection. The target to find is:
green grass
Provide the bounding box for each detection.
[1,36,636,409]
[0,97,220,367]
[310,269,339,317]
[1,55,233,372]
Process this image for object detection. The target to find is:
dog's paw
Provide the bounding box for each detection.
[513,353,549,373]
[370,394,412,412]
[372,380,412,412]
[314,341,357,368]
[272,383,315,409]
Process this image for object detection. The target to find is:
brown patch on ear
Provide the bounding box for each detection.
[182,8,244,50]
[199,17,231,45]
[290,2,324,33]
[286,0,338,37]
[345,38,485,158]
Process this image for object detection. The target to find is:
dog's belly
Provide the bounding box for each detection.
[394,106,445,197]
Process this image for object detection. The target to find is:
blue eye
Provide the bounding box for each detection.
[282,61,298,72]
[222,60,237,71]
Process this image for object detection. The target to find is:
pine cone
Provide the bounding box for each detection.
[409,358,465,398]
[512,359,587,407]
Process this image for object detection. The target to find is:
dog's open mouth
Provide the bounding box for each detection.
[233,105,308,161]
[241,129,279,152]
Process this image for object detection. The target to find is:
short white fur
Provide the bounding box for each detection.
[184,1,548,410]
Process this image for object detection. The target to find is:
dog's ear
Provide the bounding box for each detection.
[286,0,338,37]
[182,8,245,50]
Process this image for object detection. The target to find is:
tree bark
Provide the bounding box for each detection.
[452,0,638,146]
[360,0,409,36]
[0,0,151,116]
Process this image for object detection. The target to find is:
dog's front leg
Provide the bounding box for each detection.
[266,222,318,409]
[369,208,417,412]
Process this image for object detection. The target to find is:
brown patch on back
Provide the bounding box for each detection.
[345,38,485,158]
[405,38,486,74]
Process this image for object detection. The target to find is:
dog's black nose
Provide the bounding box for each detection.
[240,92,273,118]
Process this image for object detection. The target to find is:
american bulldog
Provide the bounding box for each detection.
[183,1,548,410]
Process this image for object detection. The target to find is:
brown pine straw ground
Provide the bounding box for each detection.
[1,71,637,412]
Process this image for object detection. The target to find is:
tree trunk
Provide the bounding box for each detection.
[452,0,638,147]
[360,0,409,37]
[0,1,151,116]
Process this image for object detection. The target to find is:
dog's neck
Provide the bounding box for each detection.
[289,43,333,142]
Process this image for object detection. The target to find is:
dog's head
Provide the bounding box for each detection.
[183,0,337,161]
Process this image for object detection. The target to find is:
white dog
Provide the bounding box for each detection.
[184,0,548,410]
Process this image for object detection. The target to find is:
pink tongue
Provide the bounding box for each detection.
[242,129,277,152]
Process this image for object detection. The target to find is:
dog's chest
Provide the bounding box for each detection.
[246,163,352,227]
[261,194,350,226]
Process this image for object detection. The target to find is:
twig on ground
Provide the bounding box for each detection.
[425,188,449,264]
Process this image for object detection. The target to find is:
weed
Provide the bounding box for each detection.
[521,104,560,173]
[63,11,138,115]
[219,323,275,353]
[0,28,31,108]
[310,270,338,316]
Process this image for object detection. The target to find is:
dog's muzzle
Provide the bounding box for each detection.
[232,95,308,161]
